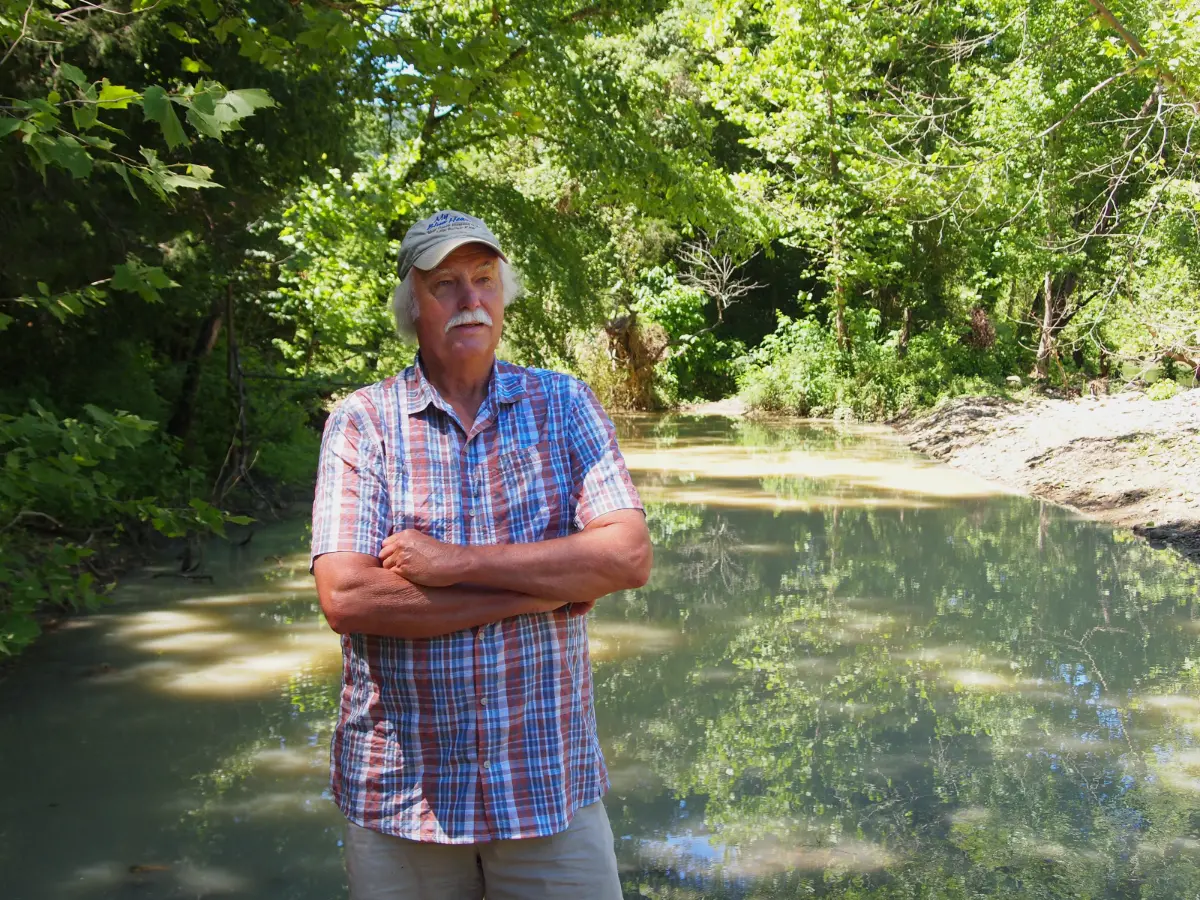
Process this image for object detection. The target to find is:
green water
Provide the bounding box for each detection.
[2,416,1198,899]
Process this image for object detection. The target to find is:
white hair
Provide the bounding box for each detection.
[392,259,522,339]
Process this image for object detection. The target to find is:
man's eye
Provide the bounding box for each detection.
[436,280,453,288]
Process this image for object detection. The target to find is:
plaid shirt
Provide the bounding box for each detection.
[310,356,642,843]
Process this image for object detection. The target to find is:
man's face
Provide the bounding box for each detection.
[412,244,505,368]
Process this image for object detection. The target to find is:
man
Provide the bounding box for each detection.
[311,209,651,899]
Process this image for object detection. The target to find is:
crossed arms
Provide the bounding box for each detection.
[313,509,651,639]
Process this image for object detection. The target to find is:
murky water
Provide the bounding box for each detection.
[3,415,1199,899]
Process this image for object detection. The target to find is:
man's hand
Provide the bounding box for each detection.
[567,599,596,618]
[380,530,470,587]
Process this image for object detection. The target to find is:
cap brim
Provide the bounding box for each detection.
[413,238,507,272]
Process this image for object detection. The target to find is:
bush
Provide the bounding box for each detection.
[632,267,744,404]
[0,403,247,656]
[738,311,1014,420]
[1146,379,1181,401]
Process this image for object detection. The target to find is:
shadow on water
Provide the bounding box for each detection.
[2,414,1200,898]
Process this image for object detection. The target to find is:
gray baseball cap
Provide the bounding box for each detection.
[396,210,507,281]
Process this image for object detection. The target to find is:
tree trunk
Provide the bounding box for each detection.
[831,227,849,350]
[897,306,912,359]
[1034,271,1078,380]
[825,75,850,351]
[1034,273,1055,380]
[167,297,224,441]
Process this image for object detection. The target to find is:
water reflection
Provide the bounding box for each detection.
[605,416,1200,900]
[0,415,1198,898]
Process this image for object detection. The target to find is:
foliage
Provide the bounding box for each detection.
[4,0,1200,656]
[1146,378,1181,401]
[632,266,746,403]
[738,311,1014,420]
[0,403,246,655]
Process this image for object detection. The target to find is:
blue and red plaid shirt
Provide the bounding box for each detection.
[310,356,643,843]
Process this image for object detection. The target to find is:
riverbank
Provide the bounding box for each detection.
[895,389,1200,562]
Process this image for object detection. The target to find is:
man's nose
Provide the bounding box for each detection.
[458,280,485,308]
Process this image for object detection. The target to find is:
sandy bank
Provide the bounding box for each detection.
[896,390,1200,562]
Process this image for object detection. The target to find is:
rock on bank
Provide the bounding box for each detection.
[895,390,1200,562]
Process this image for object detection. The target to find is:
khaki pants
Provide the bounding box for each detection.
[344,800,623,900]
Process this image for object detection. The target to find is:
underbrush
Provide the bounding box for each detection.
[0,384,322,658]
[738,311,1017,420]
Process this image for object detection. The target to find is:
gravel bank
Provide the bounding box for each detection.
[896,390,1200,562]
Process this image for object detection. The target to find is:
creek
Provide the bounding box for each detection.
[2,415,1198,899]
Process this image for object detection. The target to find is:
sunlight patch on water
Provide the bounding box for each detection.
[1140,694,1200,715]
[632,831,897,879]
[179,590,300,608]
[949,806,992,826]
[106,609,219,638]
[843,612,899,633]
[638,484,941,512]
[271,576,321,592]
[134,630,241,654]
[728,838,897,877]
[252,746,326,775]
[589,622,683,662]
[903,644,1016,667]
[66,860,248,896]
[623,445,1006,500]
[943,668,1014,691]
[739,542,792,554]
[208,789,330,818]
[1157,749,1200,793]
[156,635,341,697]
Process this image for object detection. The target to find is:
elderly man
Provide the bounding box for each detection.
[310,210,651,899]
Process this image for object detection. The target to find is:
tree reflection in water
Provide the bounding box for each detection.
[605,415,1200,899]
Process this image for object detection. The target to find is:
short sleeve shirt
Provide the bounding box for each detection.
[310,356,643,843]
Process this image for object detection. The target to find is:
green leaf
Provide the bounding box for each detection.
[60,63,87,87]
[0,312,13,332]
[111,162,137,200]
[0,117,21,138]
[160,173,221,190]
[182,57,211,73]
[222,88,275,117]
[165,22,199,44]
[43,136,93,179]
[111,259,178,301]
[72,102,98,131]
[142,86,188,149]
[97,82,140,110]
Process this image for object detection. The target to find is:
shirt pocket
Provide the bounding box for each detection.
[490,445,550,542]
[386,457,451,542]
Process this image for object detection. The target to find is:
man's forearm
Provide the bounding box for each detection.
[459,519,651,605]
[320,562,559,639]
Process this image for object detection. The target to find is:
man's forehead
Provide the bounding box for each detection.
[428,245,500,275]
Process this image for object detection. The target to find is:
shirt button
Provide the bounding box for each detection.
[468,508,476,517]
[480,696,489,706]
[482,761,491,770]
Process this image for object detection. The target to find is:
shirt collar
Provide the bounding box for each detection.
[404,353,527,417]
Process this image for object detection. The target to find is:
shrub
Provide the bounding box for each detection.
[738,311,1013,420]
[1146,379,1181,401]
[0,403,247,656]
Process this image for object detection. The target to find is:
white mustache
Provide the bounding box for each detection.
[444,307,493,333]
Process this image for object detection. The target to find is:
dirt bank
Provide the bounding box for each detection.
[896,389,1200,562]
